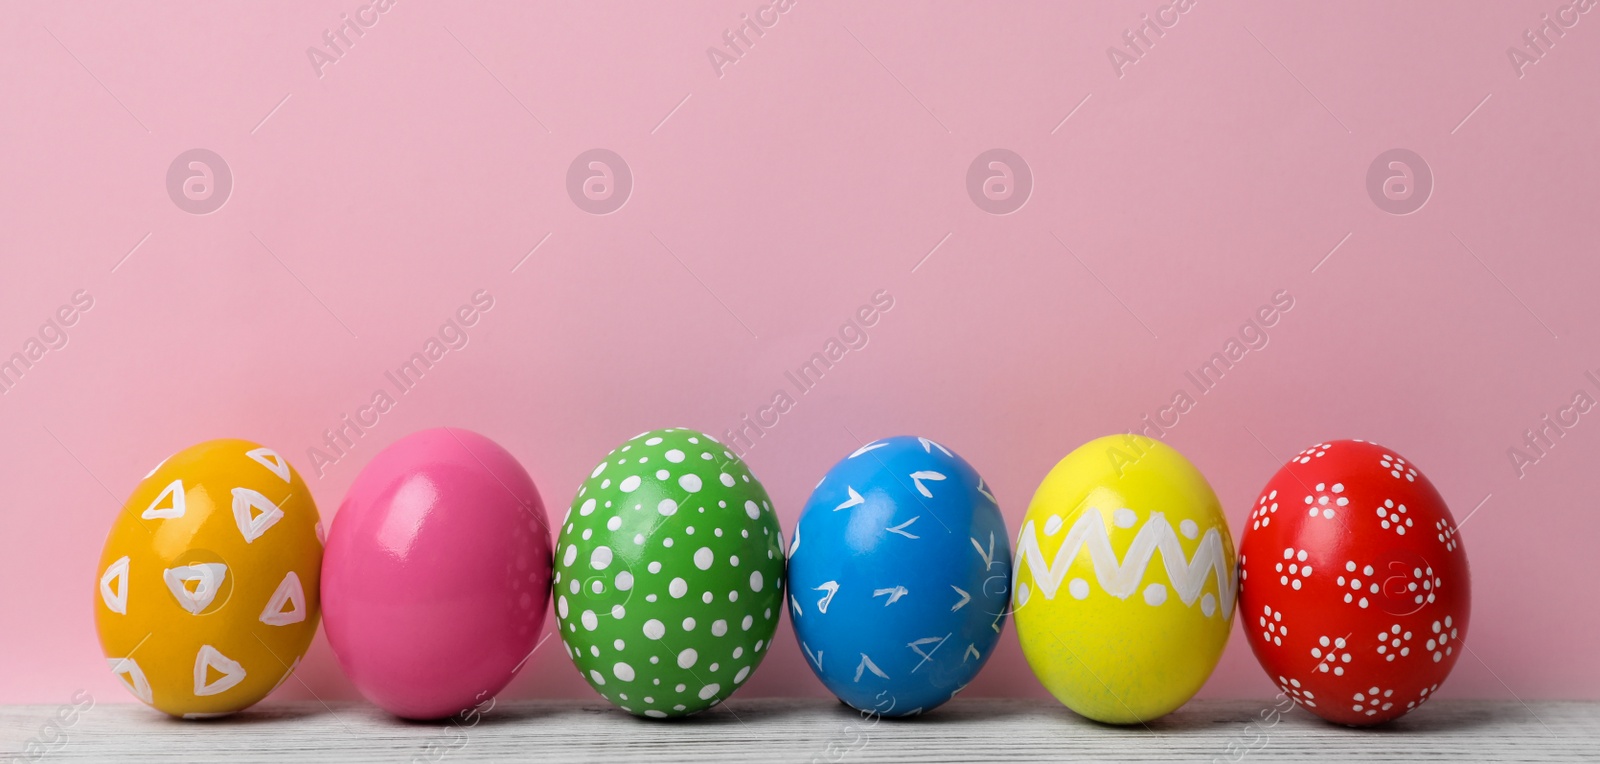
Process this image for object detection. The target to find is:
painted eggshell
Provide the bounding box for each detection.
[554,428,785,718]
[1238,439,1469,725]
[322,428,552,720]
[94,440,322,718]
[1012,435,1236,724]
[788,436,1011,717]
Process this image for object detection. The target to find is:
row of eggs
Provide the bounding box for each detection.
[95,429,1470,727]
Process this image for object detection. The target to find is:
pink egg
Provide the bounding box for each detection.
[322,428,552,719]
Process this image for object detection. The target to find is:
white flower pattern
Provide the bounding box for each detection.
[1427,616,1459,663]
[1294,443,1332,464]
[1379,453,1417,481]
[1436,518,1459,552]
[1303,482,1348,520]
[1337,561,1378,609]
[1352,686,1396,717]
[1375,623,1414,662]
[1311,634,1352,676]
[1277,675,1317,708]
[1376,499,1413,536]
[1250,490,1280,531]
[1276,547,1312,590]
[1258,605,1288,646]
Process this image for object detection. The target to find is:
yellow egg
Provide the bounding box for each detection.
[93,439,323,718]
[1011,435,1236,724]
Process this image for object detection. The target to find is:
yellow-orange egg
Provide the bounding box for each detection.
[93,439,323,717]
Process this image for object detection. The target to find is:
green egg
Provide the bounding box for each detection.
[554,428,785,718]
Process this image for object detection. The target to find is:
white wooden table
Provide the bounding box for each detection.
[1,699,1592,762]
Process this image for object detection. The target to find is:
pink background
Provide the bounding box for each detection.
[3,1,1597,706]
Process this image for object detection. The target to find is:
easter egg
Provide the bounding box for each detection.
[788,436,1011,717]
[553,428,785,718]
[1237,439,1469,725]
[322,428,552,720]
[94,440,322,718]
[1012,435,1236,724]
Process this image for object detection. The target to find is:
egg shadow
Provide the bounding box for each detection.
[814,696,1038,725]
[387,701,563,727]
[1321,701,1515,735]
[620,699,815,726]
[1150,698,1512,737]
[1001,700,1192,733]
[150,704,329,725]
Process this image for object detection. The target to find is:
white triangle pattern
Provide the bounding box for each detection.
[141,479,186,520]
[259,571,306,626]
[231,487,284,543]
[163,563,228,615]
[99,556,129,614]
[107,657,153,704]
[245,447,290,483]
[193,645,247,697]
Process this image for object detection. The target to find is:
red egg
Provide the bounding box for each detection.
[1238,439,1469,726]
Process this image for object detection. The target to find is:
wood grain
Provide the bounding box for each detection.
[1,699,1593,763]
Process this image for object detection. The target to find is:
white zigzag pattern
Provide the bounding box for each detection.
[1014,510,1235,612]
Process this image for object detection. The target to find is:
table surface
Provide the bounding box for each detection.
[1,698,1593,763]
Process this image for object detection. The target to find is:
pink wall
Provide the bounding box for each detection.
[3,1,1596,704]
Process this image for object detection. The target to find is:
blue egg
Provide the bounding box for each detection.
[786,435,1011,716]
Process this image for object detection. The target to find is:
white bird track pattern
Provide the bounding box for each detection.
[885,517,920,538]
[848,441,888,459]
[908,471,945,498]
[917,437,951,456]
[1013,510,1235,613]
[971,533,1000,570]
[908,635,950,671]
[833,487,865,512]
[873,586,909,606]
[804,528,1006,681]
[798,438,1006,685]
[855,653,889,681]
[815,581,840,612]
[99,446,308,705]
